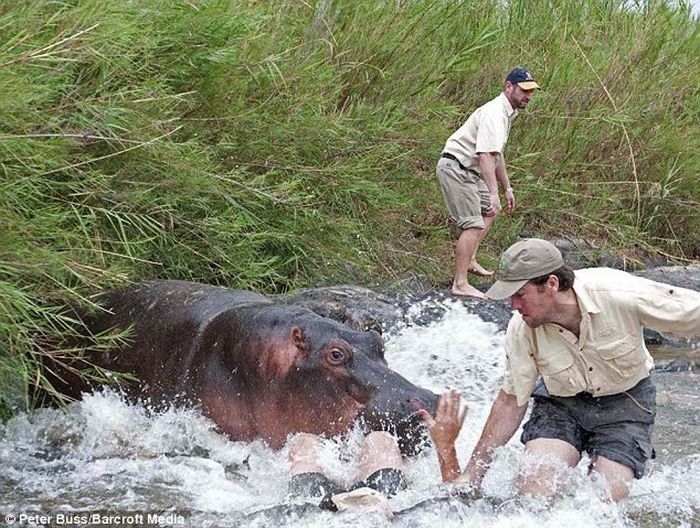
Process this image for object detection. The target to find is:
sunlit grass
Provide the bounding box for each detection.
[0,0,697,415]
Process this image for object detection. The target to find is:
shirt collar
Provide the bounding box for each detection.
[499,92,518,118]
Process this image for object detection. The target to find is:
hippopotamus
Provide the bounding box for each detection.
[58,280,438,454]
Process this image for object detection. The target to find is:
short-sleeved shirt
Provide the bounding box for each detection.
[502,268,700,406]
[442,93,518,173]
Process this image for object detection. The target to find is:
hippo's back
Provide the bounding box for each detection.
[92,280,269,331]
[79,281,270,395]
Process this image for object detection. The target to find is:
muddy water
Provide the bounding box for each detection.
[1,298,697,528]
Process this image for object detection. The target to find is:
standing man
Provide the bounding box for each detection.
[436,68,539,298]
[420,238,700,501]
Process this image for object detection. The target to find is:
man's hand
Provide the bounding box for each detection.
[485,193,501,217]
[418,389,468,451]
[418,389,468,482]
[504,187,515,213]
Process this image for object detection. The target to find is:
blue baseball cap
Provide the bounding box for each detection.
[506,67,540,90]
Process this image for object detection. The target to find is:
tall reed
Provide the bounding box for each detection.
[1,0,697,414]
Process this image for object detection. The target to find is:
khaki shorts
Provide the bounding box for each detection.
[436,157,490,230]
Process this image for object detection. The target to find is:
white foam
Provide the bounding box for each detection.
[1,298,697,527]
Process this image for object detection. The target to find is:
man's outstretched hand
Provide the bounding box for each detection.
[417,389,468,482]
[418,389,468,447]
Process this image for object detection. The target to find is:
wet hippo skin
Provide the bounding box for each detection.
[57,280,438,454]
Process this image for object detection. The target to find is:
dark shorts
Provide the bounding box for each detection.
[288,472,341,498]
[289,468,407,507]
[521,376,656,478]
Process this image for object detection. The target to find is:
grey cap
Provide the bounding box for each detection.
[485,238,564,300]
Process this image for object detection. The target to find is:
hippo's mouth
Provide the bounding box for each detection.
[384,398,430,429]
[358,411,430,456]
[359,396,431,424]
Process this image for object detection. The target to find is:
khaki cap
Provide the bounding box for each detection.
[485,238,564,300]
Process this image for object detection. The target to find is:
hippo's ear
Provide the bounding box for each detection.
[363,329,385,362]
[290,326,309,357]
[259,326,309,381]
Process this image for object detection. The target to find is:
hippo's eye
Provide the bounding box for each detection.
[329,348,346,363]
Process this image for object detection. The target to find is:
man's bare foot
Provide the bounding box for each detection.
[468,262,494,277]
[451,283,486,299]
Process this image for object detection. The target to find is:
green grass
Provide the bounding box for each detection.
[1,0,698,415]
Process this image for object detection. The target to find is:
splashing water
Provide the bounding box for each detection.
[1,298,697,527]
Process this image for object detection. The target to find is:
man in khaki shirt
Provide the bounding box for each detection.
[436,68,539,298]
[419,238,700,502]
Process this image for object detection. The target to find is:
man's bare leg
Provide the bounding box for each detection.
[354,431,403,483]
[288,433,341,499]
[453,227,486,298]
[288,432,325,476]
[468,214,497,277]
[468,262,494,276]
[589,454,634,502]
[518,438,581,500]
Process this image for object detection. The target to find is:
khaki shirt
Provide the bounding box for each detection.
[442,93,518,173]
[502,268,700,406]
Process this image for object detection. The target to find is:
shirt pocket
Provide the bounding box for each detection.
[536,348,583,396]
[597,337,640,379]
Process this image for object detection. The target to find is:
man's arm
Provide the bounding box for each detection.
[457,389,528,488]
[477,152,501,217]
[495,155,515,213]
[419,389,527,486]
[418,390,468,482]
[635,278,700,337]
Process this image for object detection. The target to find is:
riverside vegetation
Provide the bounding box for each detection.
[1,0,698,416]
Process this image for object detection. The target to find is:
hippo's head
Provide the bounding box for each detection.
[252,307,439,455]
[338,331,439,456]
[57,280,440,456]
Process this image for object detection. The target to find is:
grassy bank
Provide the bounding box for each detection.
[1,0,698,414]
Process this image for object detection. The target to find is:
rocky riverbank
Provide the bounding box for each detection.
[285,264,700,370]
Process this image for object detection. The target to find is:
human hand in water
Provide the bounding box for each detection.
[417,389,468,451]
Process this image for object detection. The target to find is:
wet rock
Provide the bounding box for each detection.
[549,237,618,270]
[654,359,697,373]
[395,290,512,332]
[285,265,699,349]
[283,285,511,335]
[633,265,700,292]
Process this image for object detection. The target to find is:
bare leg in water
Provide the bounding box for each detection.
[288,432,404,498]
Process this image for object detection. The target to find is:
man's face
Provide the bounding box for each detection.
[509,280,555,328]
[504,82,535,109]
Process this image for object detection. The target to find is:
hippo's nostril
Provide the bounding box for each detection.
[411,398,422,407]
[408,397,429,413]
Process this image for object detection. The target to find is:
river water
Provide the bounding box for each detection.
[1,298,697,528]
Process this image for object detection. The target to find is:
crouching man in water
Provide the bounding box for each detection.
[419,238,700,502]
